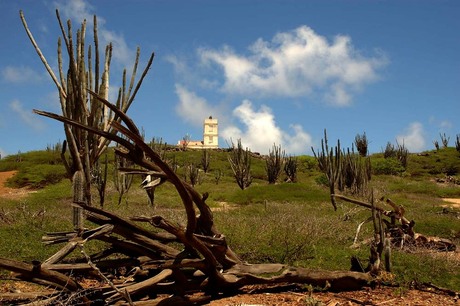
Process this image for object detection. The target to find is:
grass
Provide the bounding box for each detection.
[0,146,459,291]
[0,150,68,188]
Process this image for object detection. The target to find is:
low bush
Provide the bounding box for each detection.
[371,157,405,175]
[0,146,459,291]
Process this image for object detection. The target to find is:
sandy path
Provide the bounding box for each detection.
[0,171,34,199]
[442,198,460,209]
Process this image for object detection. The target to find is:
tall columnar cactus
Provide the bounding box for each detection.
[201,149,211,173]
[284,155,298,183]
[396,141,409,169]
[341,146,371,196]
[228,139,252,190]
[313,130,372,209]
[354,132,368,157]
[312,130,341,210]
[440,133,450,148]
[456,134,460,154]
[113,146,134,206]
[265,143,285,184]
[20,10,154,206]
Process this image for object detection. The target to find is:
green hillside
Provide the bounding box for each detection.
[0,146,459,290]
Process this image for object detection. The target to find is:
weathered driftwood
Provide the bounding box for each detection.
[0,258,91,305]
[0,291,58,304]
[333,194,456,252]
[0,93,374,305]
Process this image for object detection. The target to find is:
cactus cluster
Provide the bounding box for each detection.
[312,130,372,209]
[20,10,154,206]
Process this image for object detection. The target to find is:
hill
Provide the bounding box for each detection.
[0,145,459,303]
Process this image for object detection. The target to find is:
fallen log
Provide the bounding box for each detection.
[4,83,375,305]
[333,194,456,252]
[0,291,58,304]
[0,258,90,304]
[104,268,173,303]
[221,264,372,292]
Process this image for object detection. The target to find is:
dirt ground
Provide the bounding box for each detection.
[204,284,460,305]
[0,170,35,199]
[0,171,459,305]
[443,198,460,209]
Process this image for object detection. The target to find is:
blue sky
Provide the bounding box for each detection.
[1,0,459,157]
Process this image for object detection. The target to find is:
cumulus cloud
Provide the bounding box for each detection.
[175,85,222,126]
[221,100,312,154]
[396,122,425,152]
[168,55,220,90]
[439,120,453,130]
[198,26,387,106]
[42,91,62,111]
[54,0,135,68]
[2,66,43,83]
[54,0,97,24]
[429,116,453,131]
[9,100,45,130]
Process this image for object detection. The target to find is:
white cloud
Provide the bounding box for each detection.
[54,0,97,25]
[429,116,453,130]
[42,91,61,111]
[396,122,425,152]
[9,100,45,130]
[0,148,6,159]
[54,0,135,68]
[99,31,134,68]
[175,85,221,126]
[199,25,387,106]
[221,100,312,154]
[2,66,43,83]
[283,124,313,154]
[439,120,453,130]
[168,55,219,90]
[173,87,312,154]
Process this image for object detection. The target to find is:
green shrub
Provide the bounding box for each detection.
[315,174,329,187]
[9,164,67,188]
[1,146,460,292]
[372,157,405,175]
[407,148,459,177]
[298,155,319,172]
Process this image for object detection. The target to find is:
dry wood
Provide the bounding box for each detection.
[8,98,374,304]
[0,9,394,305]
[6,96,456,304]
[333,193,456,252]
[0,291,58,304]
[43,258,140,272]
[0,258,90,304]
[104,269,173,303]
[42,241,79,265]
[221,264,372,292]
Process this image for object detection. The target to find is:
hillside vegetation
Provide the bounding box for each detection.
[0,145,459,291]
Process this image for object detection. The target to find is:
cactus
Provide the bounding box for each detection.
[312,130,341,210]
[72,170,85,231]
[201,149,211,173]
[20,10,154,206]
[456,134,460,153]
[266,143,285,184]
[186,163,201,187]
[113,149,134,206]
[228,139,252,190]
[284,155,298,183]
[313,130,372,209]
[440,132,450,148]
[355,132,368,157]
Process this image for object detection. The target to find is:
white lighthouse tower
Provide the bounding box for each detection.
[203,116,218,149]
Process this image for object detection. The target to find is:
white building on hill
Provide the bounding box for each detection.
[178,116,218,149]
